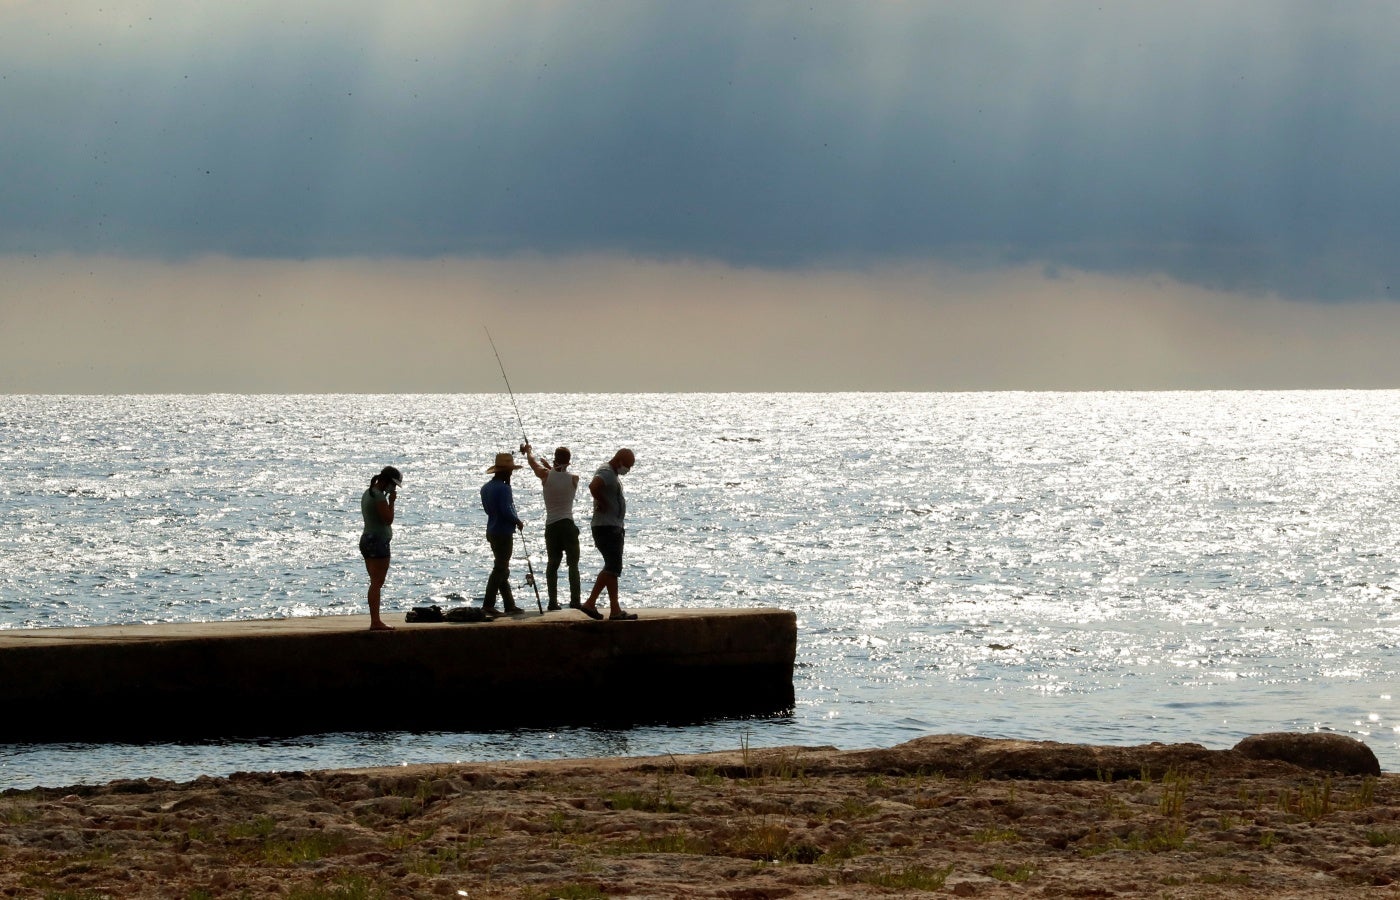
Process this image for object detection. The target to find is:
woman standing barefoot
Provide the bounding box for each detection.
[360,465,402,631]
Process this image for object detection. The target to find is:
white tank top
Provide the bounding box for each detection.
[542,468,578,525]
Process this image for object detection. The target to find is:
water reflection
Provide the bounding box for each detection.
[0,392,1396,786]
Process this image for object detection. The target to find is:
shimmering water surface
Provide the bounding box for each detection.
[1,392,1396,789]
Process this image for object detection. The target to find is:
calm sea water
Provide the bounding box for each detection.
[0,392,1396,789]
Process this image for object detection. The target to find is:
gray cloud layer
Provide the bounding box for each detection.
[3,1,1399,300]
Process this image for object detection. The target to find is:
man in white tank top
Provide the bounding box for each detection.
[524,444,581,611]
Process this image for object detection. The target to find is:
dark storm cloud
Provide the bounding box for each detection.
[3,1,1399,300]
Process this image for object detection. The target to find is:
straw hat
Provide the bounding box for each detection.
[486,452,522,473]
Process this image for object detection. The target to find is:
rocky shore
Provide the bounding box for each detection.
[0,733,1394,898]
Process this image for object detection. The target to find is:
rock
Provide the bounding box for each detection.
[855,734,1221,781]
[1232,732,1381,776]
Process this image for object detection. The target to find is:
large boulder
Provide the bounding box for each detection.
[1233,732,1381,776]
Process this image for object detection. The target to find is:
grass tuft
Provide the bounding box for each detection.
[263,831,348,865]
[227,815,276,840]
[857,864,954,891]
[989,863,1035,883]
[1278,779,1334,822]
[1,805,35,825]
[526,883,608,900]
[816,836,869,864]
[606,831,710,855]
[828,797,880,820]
[1080,822,1188,855]
[973,827,1020,843]
[285,874,389,900]
[1158,769,1190,818]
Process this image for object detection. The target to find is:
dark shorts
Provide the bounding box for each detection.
[592,525,624,575]
[359,533,391,560]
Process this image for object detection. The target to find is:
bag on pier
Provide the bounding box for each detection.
[405,604,445,623]
[444,606,487,623]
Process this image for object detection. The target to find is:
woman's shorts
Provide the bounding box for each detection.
[359,533,392,560]
[591,525,624,575]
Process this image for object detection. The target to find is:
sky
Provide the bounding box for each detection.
[3,1,1400,392]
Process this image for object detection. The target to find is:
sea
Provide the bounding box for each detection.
[1,392,1396,790]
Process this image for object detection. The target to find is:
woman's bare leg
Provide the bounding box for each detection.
[364,557,394,630]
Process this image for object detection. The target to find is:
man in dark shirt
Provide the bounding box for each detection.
[480,451,525,615]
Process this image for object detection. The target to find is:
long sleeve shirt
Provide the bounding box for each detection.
[481,477,521,535]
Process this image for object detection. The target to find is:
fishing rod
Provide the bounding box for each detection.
[484,327,545,615]
[486,327,533,452]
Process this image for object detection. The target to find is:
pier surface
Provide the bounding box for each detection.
[0,608,796,742]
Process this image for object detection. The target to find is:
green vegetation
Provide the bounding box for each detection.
[603,777,688,813]
[384,826,435,851]
[896,767,947,790]
[1099,793,1132,819]
[721,821,793,861]
[226,814,347,865]
[227,815,277,840]
[827,797,880,820]
[525,884,609,900]
[1345,777,1377,810]
[604,820,854,865]
[1366,829,1400,847]
[693,764,723,787]
[815,835,869,864]
[1158,770,1190,818]
[606,831,711,855]
[285,874,389,900]
[1266,775,1382,821]
[989,863,1035,883]
[760,749,807,781]
[1079,822,1188,855]
[1299,779,1332,821]
[406,855,439,877]
[973,826,1020,843]
[185,824,216,843]
[856,864,954,891]
[262,831,348,865]
[0,805,35,825]
[603,790,677,812]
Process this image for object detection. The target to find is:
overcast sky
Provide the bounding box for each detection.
[4,1,1400,391]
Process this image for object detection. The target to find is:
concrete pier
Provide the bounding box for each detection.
[0,608,796,742]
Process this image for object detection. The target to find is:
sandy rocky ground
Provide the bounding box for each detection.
[0,732,1394,899]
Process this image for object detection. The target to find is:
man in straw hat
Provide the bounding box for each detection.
[480,451,526,616]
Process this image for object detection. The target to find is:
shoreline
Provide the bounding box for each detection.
[1,733,1395,898]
